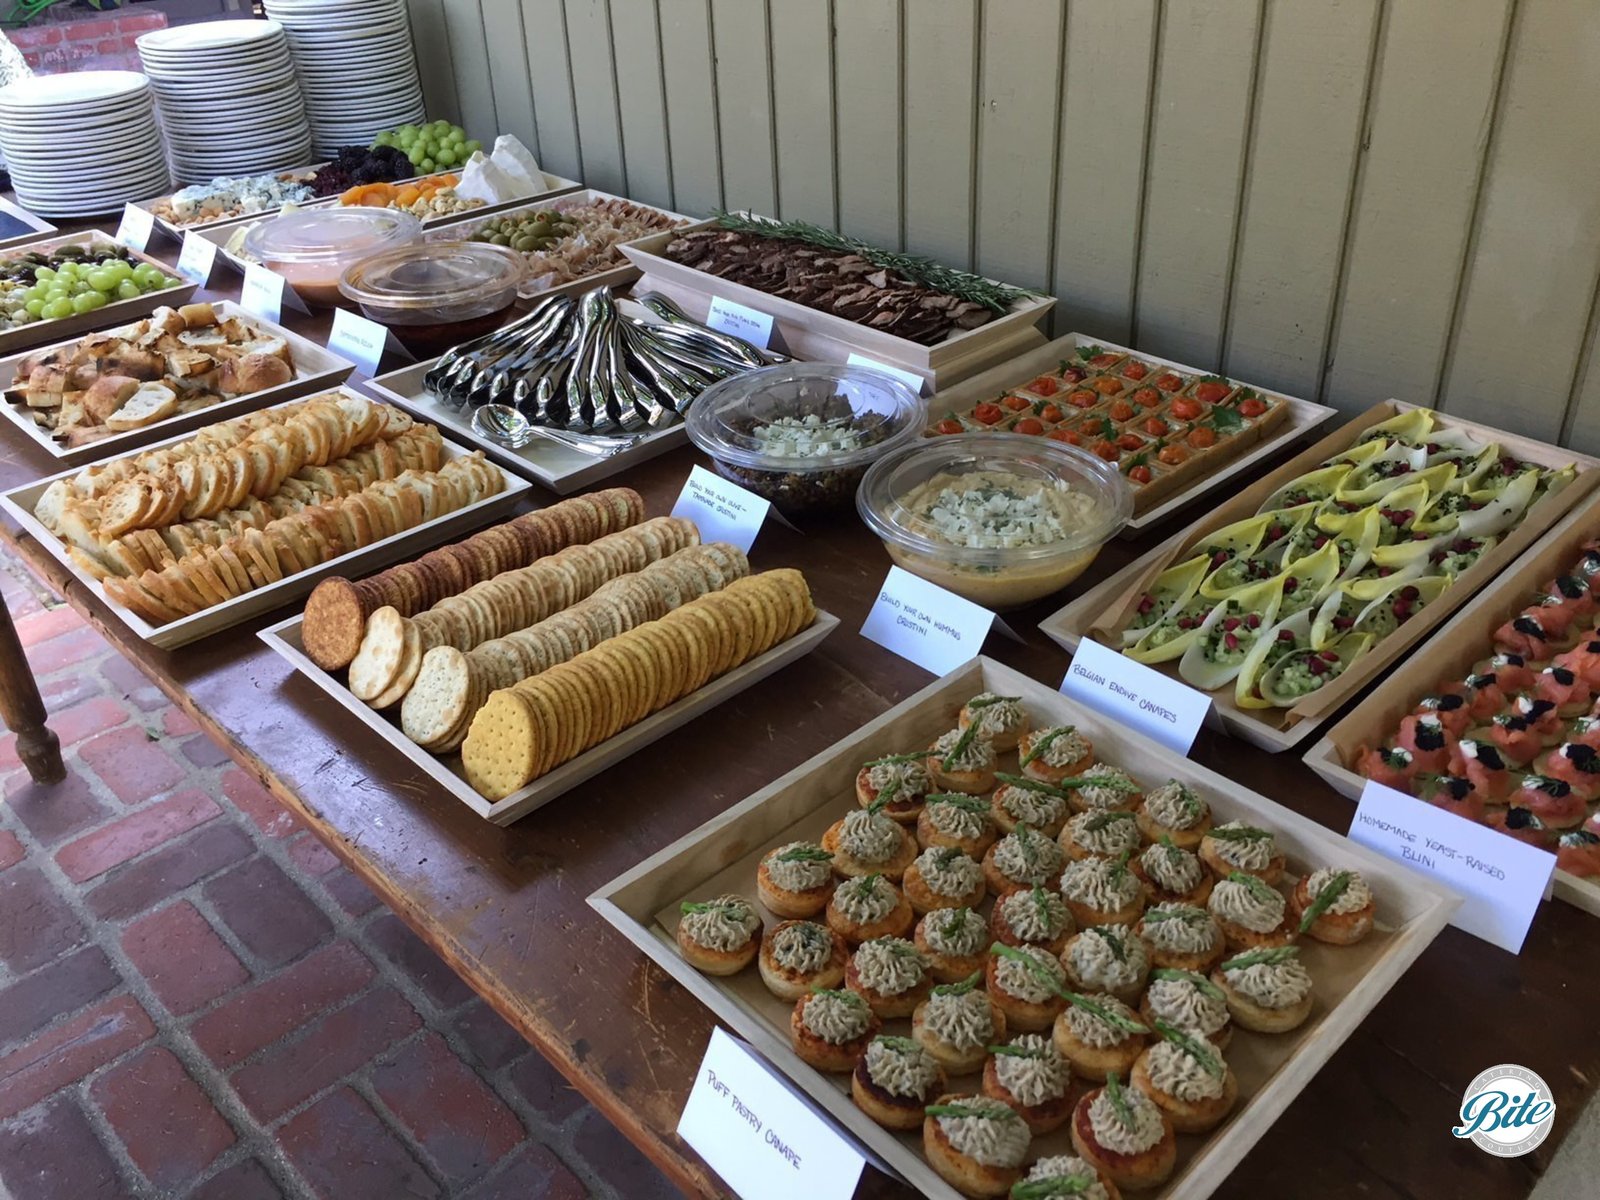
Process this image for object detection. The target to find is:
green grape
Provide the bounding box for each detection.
[419,158,435,173]
[109,260,134,283]
[24,299,43,317]
[464,139,482,154]
[41,298,73,320]
[71,292,104,314]
[408,147,426,166]
[34,266,54,282]
[86,268,117,292]
[161,276,180,289]
[435,148,455,167]
[115,280,141,301]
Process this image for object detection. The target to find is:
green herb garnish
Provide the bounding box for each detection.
[937,909,973,941]
[1298,870,1355,934]
[874,1035,920,1052]
[931,971,982,996]
[987,1040,1052,1059]
[1220,945,1300,972]
[863,752,926,768]
[1209,405,1245,433]
[1077,345,1104,362]
[1019,727,1076,767]
[1152,967,1225,999]
[1104,1071,1137,1131]
[1030,885,1056,924]
[924,1100,1013,1120]
[995,772,1068,797]
[1098,416,1116,440]
[1013,1177,1097,1199]
[939,722,986,771]
[807,986,865,1004]
[1063,991,1148,1034]
[679,898,746,916]
[1159,834,1187,863]
[848,872,885,897]
[926,792,990,814]
[1143,905,1208,926]
[1208,824,1273,843]
[1084,809,1137,832]
[966,694,1021,710]
[1057,773,1140,794]
[774,845,833,864]
[1225,870,1282,906]
[1154,1019,1224,1078]
[1091,927,1129,963]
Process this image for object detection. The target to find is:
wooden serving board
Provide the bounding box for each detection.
[0,230,199,358]
[257,608,840,825]
[0,300,355,467]
[926,333,1337,534]
[0,387,531,649]
[1305,487,1600,918]
[588,657,1459,1200]
[1038,401,1600,753]
[620,223,1054,390]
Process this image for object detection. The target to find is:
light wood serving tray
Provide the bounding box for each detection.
[1039,402,1600,753]
[589,657,1459,1200]
[258,608,839,825]
[1305,487,1600,918]
[0,387,530,649]
[927,333,1336,535]
[0,300,355,467]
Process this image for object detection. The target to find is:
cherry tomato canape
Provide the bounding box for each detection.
[1192,377,1232,404]
[1170,396,1205,421]
[933,417,964,435]
[973,401,1005,425]
[1132,386,1162,409]
[1122,361,1150,381]
[1067,389,1099,409]
[1107,399,1136,422]
[1154,371,1184,392]
[1027,375,1059,396]
[1002,393,1031,411]
[1012,417,1045,436]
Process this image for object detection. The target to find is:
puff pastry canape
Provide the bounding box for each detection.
[1290,867,1376,945]
[790,987,880,1072]
[959,692,1031,753]
[1139,968,1232,1050]
[1069,1073,1177,1192]
[1010,1154,1122,1200]
[916,906,989,984]
[989,885,1074,957]
[914,973,1007,1074]
[1131,1021,1238,1134]
[674,894,761,976]
[823,799,918,880]
[924,1094,1031,1199]
[757,841,835,918]
[1199,821,1285,884]
[852,1035,945,1132]
[826,872,915,946]
[905,846,990,916]
[845,936,933,1018]
[1060,809,1142,863]
[1059,855,1145,929]
[1130,838,1214,907]
[1206,872,1294,952]
[1061,925,1150,1006]
[1018,725,1094,785]
[981,1032,1076,1134]
[991,773,1070,839]
[984,824,1066,897]
[1134,903,1224,974]
[929,726,999,794]
[759,919,847,1000]
[1061,767,1144,817]
[986,942,1070,1033]
[1210,945,1315,1034]
[1051,990,1149,1083]
[919,792,1000,858]
[1134,779,1213,850]
[856,751,933,825]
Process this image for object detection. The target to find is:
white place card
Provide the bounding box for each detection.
[1059,637,1211,755]
[1350,780,1554,954]
[175,233,217,286]
[677,1028,866,1200]
[115,203,154,253]
[671,464,771,554]
[328,307,412,376]
[706,295,775,349]
[239,263,286,323]
[860,565,996,676]
[845,352,926,396]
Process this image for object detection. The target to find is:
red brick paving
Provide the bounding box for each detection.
[0,555,676,1196]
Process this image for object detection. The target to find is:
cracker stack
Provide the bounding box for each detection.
[301,487,644,670]
[461,569,816,801]
[399,542,750,752]
[345,515,699,707]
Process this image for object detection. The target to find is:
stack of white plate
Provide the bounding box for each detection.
[0,71,169,217]
[263,0,427,156]
[137,19,312,184]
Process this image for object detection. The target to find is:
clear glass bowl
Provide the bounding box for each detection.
[857,432,1132,609]
[242,207,420,307]
[339,240,525,356]
[685,363,927,516]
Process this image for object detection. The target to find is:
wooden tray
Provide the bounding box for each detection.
[425,187,693,301]
[0,230,198,357]
[1305,487,1600,918]
[927,333,1337,535]
[363,357,688,496]
[620,223,1054,390]
[1039,402,1600,753]
[131,162,329,241]
[0,300,355,466]
[0,388,531,649]
[257,607,839,825]
[588,657,1459,1200]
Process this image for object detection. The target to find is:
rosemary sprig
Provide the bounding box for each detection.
[1104,1071,1137,1132]
[1154,1019,1225,1078]
[1298,870,1354,934]
[932,971,982,996]
[711,210,1037,313]
[1221,945,1300,972]
[1152,967,1225,1000]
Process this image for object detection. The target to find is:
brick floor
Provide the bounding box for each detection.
[0,549,677,1199]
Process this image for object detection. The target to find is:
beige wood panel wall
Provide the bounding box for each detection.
[411,0,1600,454]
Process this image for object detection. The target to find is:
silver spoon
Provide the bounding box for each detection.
[470,404,649,459]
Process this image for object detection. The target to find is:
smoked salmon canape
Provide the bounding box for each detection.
[1539,742,1600,802]
[1460,673,1510,721]
[1557,828,1600,878]
[1447,738,1512,802]
[1413,691,1474,738]
[1394,713,1453,773]
[1510,695,1564,740]
[1495,612,1555,661]
[1484,806,1557,850]
[1534,665,1592,716]
[1487,714,1545,769]
[1356,745,1420,791]
[1553,637,1600,689]
[1509,775,1588,830]
[1415,773,1486,825]
[1473,652,1538,694]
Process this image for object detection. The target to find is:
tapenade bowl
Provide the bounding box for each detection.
[757,840,835,917]
[1139,968,1233,1050]
[1135,779,1213,849]
[790,986,881,1072]
[845,936,933,1018]
[852,1035,946,1132]
[929,725,999,793]
[857,432,1131,611]
[913,973,1007,1073]
[918,791,999,858]
[674,894,762,975]
[981,1032,1076,1134]
[759,919,848,1000]
[923,1093,1032,1199]
[986,942,1070,1032]
[916,907,990,984]
[1061,925,1150,1005]
[1130,838,1214,907]
[1131,1021,1238,1134]
[856,751,933,824]
[826,872,915,945]
[991,773,1070,837]
[1069,1071,1177,1192]
[989,885,1075,956]
[687,363,926,518]
[1210,945,1315,1034]
[1134,903,1225,974]
[1291,867,1377,945]
[1199,821,1285,884]
[1051,991,1150,1082]
[959,692,1031,752]
[983,824,1066,896]
[1060,809,1143,862]
[822,798,918,879]
[1207,872,1295,951]
[905,846,990,915]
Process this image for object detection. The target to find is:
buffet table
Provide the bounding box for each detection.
[0,254,1589,1200]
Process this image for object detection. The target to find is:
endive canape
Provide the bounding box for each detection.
[1258,631,1376,707]
[1123,556,1209,647]
[1178,577,1285,690]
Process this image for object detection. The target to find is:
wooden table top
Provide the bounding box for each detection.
[0,235,1584,1199]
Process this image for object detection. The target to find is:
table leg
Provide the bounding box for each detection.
[0,597,63,785]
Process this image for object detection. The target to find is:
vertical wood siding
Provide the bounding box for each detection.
[419,0,1600,450]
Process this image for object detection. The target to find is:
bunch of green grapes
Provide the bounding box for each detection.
[371,121,483,174]
[0,256,180,327]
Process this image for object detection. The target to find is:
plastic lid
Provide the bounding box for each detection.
[685,363,926,470]
[242,206,420,265]
[338,240,525,314]
[858,431,1132,565]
